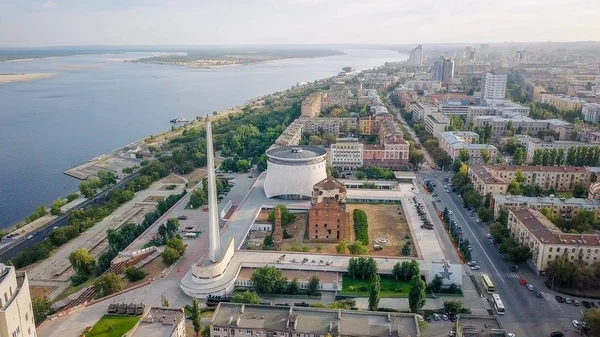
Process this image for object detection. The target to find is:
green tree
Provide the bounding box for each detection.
[69,248,95,276]
[573,182,588,198]
[233,290,261,304]
[251,266,287,294]
[408,275,426,313]
[185,297,201,320]
[50,199,66,215]
[584,309,600,336]
[236,159,251,173]
[348,241,368,255]
[124,266,147,282]
[287,278,300,294]
[93,272,122,298]
[66,193,79,202]
[307,275,320,295]
[409,150,426,170]
[368,274,381,311]
[392,262,403,280]
[477,207,492,223]
[263,235,274,249]
[166,237,186,256]
[443,300,463,315]
[268,205,296,226]
[430,274,443,293]
[355,171,365,180]
[161,293,170,307]
[162,247,181,265]
[512,146,524,165]
[480,149,491,164]
[32,296,53,326]
[336,241,348,254]
[79,181,95,198]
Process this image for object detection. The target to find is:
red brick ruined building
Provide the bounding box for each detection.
[272,207,283,246]
[308,178,347,242]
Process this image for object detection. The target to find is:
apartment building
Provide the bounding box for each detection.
[211,303,421,337]
[492,195,600,219]
[523,137,597,163]
[330,140,364,170]
[378,120,403,142]
[408,44,423,66]
[468,165,594,196]
[583,103,600,123]
[300,117,358,135]
[275,121,304,146]
[370,106,389,115]
[300,92,322,118]
[472,116,549,137]
[309,177,347,242]
[424,113,449,139]
[359,116,375,135]
[506,207,600,275]
[437,100,471,116]
[466,101,530,124]
[438,131,498,165]
[363,135,410,170]
[481,72,507,100]
[0,264,36,337]
[132,307,186,337]
[539,93,586,112]
[412,102,437,122]
[579,126,600,144]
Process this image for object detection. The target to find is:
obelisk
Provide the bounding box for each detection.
[206,120,221,262]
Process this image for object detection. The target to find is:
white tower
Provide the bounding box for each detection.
[205,120,221,262]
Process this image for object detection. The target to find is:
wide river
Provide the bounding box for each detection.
[0,49,407,228]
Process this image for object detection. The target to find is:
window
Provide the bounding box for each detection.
[549,247,553,252]
[556,248,560,252]
[25,313,28,321]
[3,293,7,304]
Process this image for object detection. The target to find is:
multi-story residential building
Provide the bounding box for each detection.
[438,131,498,165]
[363,134,409,170]
[408,45,423,66]
[378,120,403,141]
[412,102,437,122]
[0,264,36,337]
[132,307,186,337]
[433,57,455,83]
[370,106,388,115]
[523,137,598,163]
[578,126,600,144]
[466,101,530,124]
[274,121,304,146]
[359,116,375,135]
[539,93,586,112]
[309,177,347,242]
[506,207,600,275]
[491,195,600,219]
[330,140,364,171]
[436,99,471,116]
[424,113,450,139]
[300,117,357,135]
[300,92,322,118]
[472,116,549,137]
[468,165,594,196]
[481,72,507,100]
[546,119,574,141]
[211,303,421,337]
[583,103,600,123]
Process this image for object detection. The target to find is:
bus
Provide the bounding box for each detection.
[481,274,495,294]
[491,293,505,315]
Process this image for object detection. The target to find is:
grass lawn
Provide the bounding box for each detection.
[86,315,140,337]
[54,276,97,302]
[200,310,215,318]
[339,274,412,298]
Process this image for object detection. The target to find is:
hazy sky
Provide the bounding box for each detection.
[1,0,599,47]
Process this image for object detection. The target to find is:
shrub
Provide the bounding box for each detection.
[124,267,147,282]
[70,272,89,286]
[353,209,369,246]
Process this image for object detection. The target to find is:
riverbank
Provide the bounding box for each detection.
[0,72,57,84]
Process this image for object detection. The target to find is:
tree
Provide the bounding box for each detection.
[348,241,368,255]
[336,241,348,254]
[368,274,381,311]
[50,198,66,215]
[162,247,181,265]
[185,297,201,320]
[161,293,170,307]
[251,266,287,294]
[233,290,261,304]
[94,273,122,298]
[408,275,426,313]
[268,205,296,226]
[584,309,600,336]
[392,262,403,280]
[307,275,320,295]
[236,159,250,173]
[124,266,147,282]
[32,296,53,326]
[402,244,411,256]
[430,274,443,293]
[477,207,492,223]
[573,182,588,198]
[263,235,274,249]
[167,237,186,256]
[69,248,95,276]
[287,278,300,294]
[409,150,425,170]
[355,171,365,180]
[480,149,491,164]
[443,300,463,315]
[193,313,201,336]
[79,182,94,198]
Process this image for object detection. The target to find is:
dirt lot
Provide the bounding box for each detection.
[122,258,168,290]
[162,174,186,184]
[346,204,414,257]
[183,168,207,186]
[29,285,57,299]
[280,214,344,254]
[143,195,165,202]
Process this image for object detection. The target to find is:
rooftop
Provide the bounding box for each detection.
[482,165,591,174]
[212,303,420,337]
[266,146,327,160]
[314,177,347,192]
[494,195,600,208]
[426,113,450,124]
[468,166,507,185]
[456,315,505,337]
[132,307,185,337]
[237,268,339,283]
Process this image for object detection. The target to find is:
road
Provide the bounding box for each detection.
[423,172,580,337]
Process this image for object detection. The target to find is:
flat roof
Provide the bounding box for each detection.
[481,165,590,174]
[457,315,504,337]
[469,166,507,185]
[493,195,600,208]
[132,307,184,337]
[237,268,338,283]
[212,303,420,337]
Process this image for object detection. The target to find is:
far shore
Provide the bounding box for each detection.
[0,72,58,84]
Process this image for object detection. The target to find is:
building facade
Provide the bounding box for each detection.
[275,121,304,146]
[539,93,586,112]
[481,72,507,100]
[301,117,358,135]
[424,113,449,139]
[308,178,347,242]
[438,132,498,165]
[492,195,600,219]
[0,264,36,337]
[412,102,437,122]
[330,140,364,171]
[300,92,322,118]
[408,45,423,66]
[507,207,600,275]
[132,307,186,337]
[583,103,600,123]
[523,137,598,163]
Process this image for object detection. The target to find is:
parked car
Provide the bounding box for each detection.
[178,215,188,220]
[467,260,478,266]
[441,314,448,321]
[433,313,440,321]
[476,218,481,223]
[486,233,492,239]
[471,213,475,217]
[26,235,33,240]
[572,320,581,329]
[583,300,592,308]
[511,265,517,272]
[432,194,438,197]
[526,284,534,291]
[565,297,572,304]
[470,265,481,270]
[53,226,59,230]
[574,300,580,306]
[594,302,599,308]
[534,289,543,298]
[448,211,453,215]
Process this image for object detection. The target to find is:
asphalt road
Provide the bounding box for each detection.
[423,172,580,337]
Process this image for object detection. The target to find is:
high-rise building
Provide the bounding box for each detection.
[0,264,37,337]
[583,103,600,123]
[432,56,454,83]
[516,50,527,62]
[408,45,423,66]
[481,72,507,100]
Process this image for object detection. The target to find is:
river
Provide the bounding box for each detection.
[0,49,407,228]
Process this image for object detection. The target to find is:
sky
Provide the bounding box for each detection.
[1,0,599,48]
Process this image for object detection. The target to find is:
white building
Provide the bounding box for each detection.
[438,131,498,164]
[583,103,600,123]
[330,140,364,171]
[408,45,423,66]
[467,101,530,124]
[523,137,598,163]
[424,113,450,139]
[481,72,507,100]
[133,307,186,337]
[264,146,328,199]
[412,102,437,122]
[0,264,36,337]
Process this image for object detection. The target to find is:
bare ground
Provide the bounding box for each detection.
[162,174,185,184]
[121,258,168,290]
[142,195,165,202]
[29,285,57,299]
[183,168,207,186]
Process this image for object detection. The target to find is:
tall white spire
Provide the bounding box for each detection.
[205,120,221,262]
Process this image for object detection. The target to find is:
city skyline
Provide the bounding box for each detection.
[1,0,599,47]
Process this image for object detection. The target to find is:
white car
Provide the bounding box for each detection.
[526,284,534,291]
[486,233,492,239]
[26,235,33,240]
[572,320,581,329]
[53,226,59,230]
[448,211,453,215]
[507,334,516,337]
[467,260,478,266]
[468,245,473,251]
[470,265,481,270]
[476,219,481,223]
